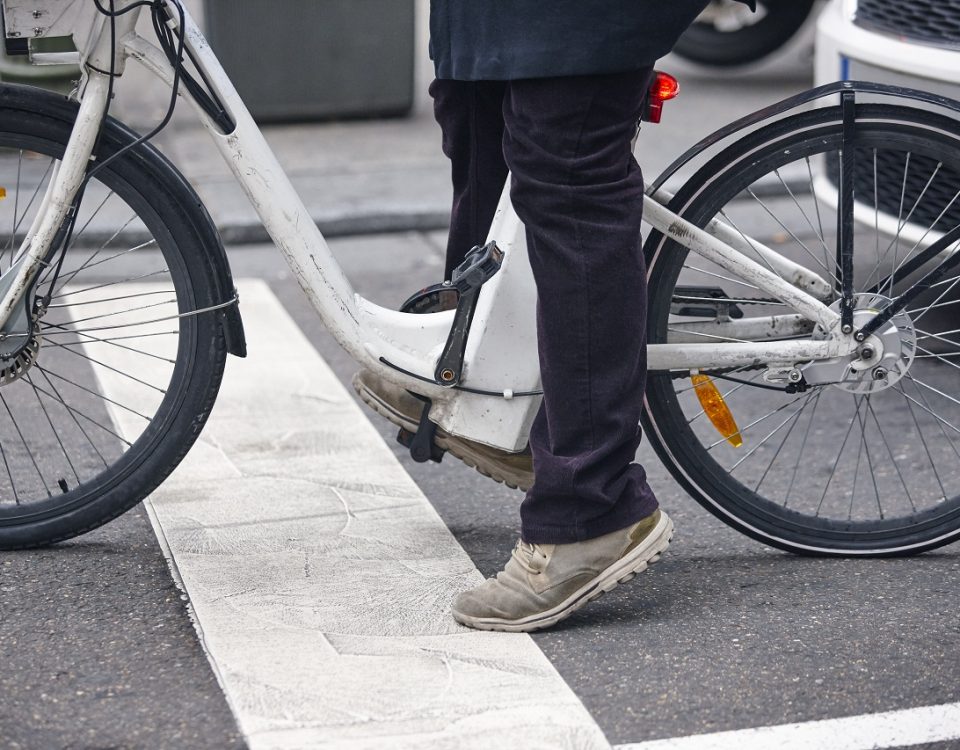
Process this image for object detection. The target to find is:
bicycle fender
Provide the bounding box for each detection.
[0,83,247,357]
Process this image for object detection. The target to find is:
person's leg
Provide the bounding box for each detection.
[428,78,509,279]
[451,69,672,633]
[502,69,659,544]
[353,79,534,491]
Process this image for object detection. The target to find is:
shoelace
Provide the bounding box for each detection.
[511,540,548,575]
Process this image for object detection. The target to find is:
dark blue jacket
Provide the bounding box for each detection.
[430,1,754,80]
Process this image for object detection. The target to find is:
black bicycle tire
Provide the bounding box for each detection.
[0,91,228,550]
[674,0,817,67]
[642,106,960,556]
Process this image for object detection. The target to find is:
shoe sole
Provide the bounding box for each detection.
[452,512,674,633]
[353,374,532,492]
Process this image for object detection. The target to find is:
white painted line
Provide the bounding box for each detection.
[615,702,960,750]
[93,280,610,750]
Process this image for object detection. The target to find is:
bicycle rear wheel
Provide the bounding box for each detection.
[0,88,230,549]
[643,104,960,555]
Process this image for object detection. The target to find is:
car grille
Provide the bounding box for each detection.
[826,148,960,235]
[855,0,960,48]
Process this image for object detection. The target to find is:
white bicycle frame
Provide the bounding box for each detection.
[0,0,855,452]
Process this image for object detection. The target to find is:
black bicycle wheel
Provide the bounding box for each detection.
[0,88,230,549]
[643,104,960,556]
[674,0,816,67]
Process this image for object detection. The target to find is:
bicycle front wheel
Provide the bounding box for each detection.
[0,88,229,549]
[643,104,960,555]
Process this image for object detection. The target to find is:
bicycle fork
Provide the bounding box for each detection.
[0,74,111,331]
[0,3,134,336]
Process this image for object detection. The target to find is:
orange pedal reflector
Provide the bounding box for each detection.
[691,373,743,448]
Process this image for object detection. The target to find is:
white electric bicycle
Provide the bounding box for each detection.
[2,0,960,556]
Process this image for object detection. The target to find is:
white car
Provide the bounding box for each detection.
[816,0,960,102]
[815,0,960,247]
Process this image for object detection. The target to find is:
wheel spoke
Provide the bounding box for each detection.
[35,365,153,421]
[897,370,948,502]
[47,296,177,327]
[50,268,170,300]
[815,395,865,516]
[784,389,822,507]
[0,438,20,504]
[40,322,176,364]
[7,157,55,266]
[746,188,838,285]
[0,391,52,497]
[865,396,916,513]
[42,340,167,394]
[718,208,792,286]
[852,394,883,521]
[804,155,831,275]
[22,373,81,485]
[705,391,810,451]
[50,237,158,295]
[3,149,22,268]
[682,264,761,291]
[35,368,109,469]
[776,167,831,257]
[46,289,176,309]
[738,391,815,483]
[23,379,132,448]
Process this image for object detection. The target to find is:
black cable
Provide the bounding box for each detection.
[379,357,544,398]
[85,0,188,183]
[92,0,155,16]
[708,372,788,392]
[150,5,233,132]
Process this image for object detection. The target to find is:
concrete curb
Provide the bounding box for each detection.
[216,209,450,246]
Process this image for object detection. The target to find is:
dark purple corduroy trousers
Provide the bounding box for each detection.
[430,70,659,544]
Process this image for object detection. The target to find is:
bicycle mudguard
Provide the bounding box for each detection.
[0,83,247,357]
[647,80,960,196]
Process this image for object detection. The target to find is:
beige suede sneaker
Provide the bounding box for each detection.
[452,510,673,632]
[352,369,534,491]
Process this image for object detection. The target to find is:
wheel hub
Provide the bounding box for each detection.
[0,295,45,387]
[0,331,42,385]
[802,293,916,394]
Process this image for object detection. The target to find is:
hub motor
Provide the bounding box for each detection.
[802,293,916,394]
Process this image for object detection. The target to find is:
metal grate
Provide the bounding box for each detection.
[855,0,960,48]
[826,148,960,236]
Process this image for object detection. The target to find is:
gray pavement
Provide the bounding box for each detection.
[3,231,960,747]
[0,505,244,749]
[257,234,960,746]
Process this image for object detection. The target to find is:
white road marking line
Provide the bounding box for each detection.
[93,280,610,750]
[615,702,960,750]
